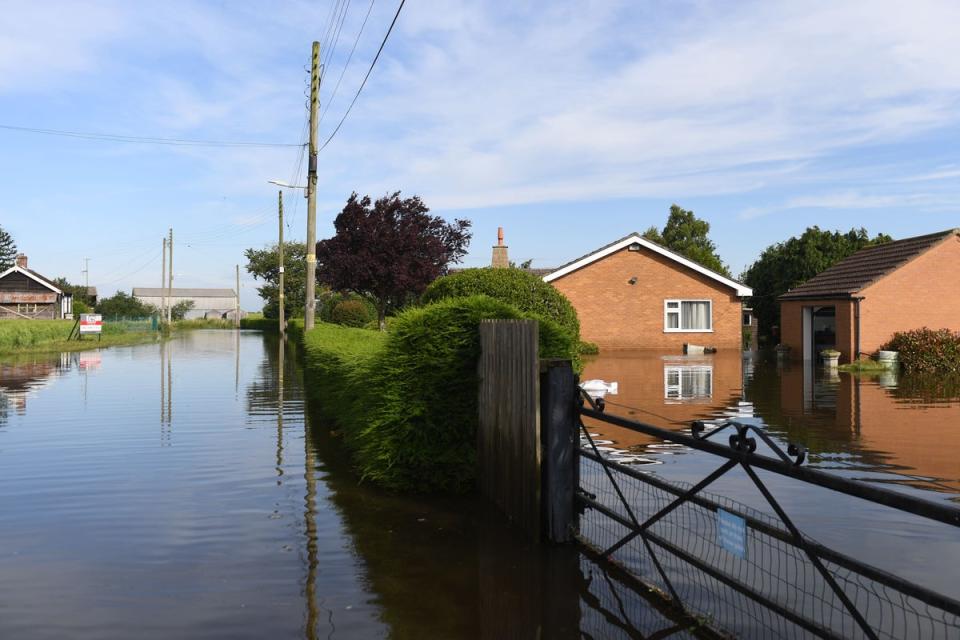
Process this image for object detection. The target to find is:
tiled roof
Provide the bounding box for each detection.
[778,229,959,300]
[133,287,236,298]
[542,231,752,296]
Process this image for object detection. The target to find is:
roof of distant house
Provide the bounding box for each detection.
[542,231,752,296]
[779,228,960,301]
[132,287,236,298]
[0,265,63,294]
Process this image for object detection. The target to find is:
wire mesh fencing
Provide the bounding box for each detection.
[576,404,960,640]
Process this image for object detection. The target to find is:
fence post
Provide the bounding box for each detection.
[540,359,577,543]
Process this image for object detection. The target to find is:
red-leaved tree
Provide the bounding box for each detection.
[316,192,471,330]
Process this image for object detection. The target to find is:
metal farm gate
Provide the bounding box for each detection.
[575,391,960,640]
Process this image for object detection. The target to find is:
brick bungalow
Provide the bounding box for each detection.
[0,254,73,319]
[544,233,752,350]
[778,228,960,363]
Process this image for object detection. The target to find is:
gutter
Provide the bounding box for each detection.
[853,296,865,360]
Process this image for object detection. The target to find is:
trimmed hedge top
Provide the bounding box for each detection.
[422,268,580,340]
[298,295,579,493]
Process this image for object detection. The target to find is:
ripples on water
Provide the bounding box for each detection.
[0,331,700,640]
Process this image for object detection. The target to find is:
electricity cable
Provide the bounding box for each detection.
[318,0,405,152]
[318,0,376,126]
[0,124,302,148]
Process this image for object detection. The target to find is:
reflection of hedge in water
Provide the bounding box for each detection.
[292,295,579,493]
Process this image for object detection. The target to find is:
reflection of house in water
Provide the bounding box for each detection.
[581,351,744,452]
[663,362,713,403]
[0,353,69,415]
[773,360,960,493]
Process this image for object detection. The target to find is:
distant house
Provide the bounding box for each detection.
[778,228,960,363]
[544,233,752,350]
[0,254,73,319]
[132,287,237,319]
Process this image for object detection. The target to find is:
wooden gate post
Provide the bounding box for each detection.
[540,359,577,543]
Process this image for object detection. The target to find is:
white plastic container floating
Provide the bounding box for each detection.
[580,379,618,399]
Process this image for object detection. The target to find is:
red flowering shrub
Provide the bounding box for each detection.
[882,328,960,374]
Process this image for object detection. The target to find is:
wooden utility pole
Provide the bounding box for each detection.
[167,228,173,324]
[304,40,320,330]
[235,264,241,328]
[82,257,90,288]
[161,238,167,321]
[278,190,285,337]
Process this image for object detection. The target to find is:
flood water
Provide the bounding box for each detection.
[581,350,960,599]
[0,331,696,640]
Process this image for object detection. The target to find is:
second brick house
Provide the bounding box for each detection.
[544,232,752,351]
[778,228,960,363]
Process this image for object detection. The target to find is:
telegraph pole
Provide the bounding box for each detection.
[278,190,285,337]
[82,257,90,288]
[235,264,241,328]
[304,40,320,330]
[167,228,173,324]
[161,238,167,321]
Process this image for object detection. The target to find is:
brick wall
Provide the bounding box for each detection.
[549,246,743,350]
[858,236,960,354]
[779,299,855,362]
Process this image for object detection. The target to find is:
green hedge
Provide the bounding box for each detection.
[882,328,960,374]
[240,317,278,331]
[422,268,580,339]
[297,295,578,493]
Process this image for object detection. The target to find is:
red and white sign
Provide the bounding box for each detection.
[79,314,103,334]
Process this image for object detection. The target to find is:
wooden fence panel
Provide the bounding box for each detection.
[478,319,541,541]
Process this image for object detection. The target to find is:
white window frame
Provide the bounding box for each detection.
[663,299,713,333]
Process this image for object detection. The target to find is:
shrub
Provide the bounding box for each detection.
[422,268,580,339]
[882,328,960,374]
[331,299,376,327]
[578,340,599,355]
[73,300,91,315]
[298,295,579,493]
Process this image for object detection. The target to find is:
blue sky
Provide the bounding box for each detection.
[2,0,959,309]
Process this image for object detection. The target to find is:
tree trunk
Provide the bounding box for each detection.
[378,303,387,332]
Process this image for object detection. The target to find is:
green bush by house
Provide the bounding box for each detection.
[331,299,376,327]
[297,295,578,493]
[422,268,581,339]
[882,328,960,374]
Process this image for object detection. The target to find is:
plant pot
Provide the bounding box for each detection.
[821,350,840,368]
[877,350,899,369]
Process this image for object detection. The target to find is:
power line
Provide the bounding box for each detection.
[0,124,303,148]
[321,0,353,77]
[319,0,376,126]
[318,0,405,152]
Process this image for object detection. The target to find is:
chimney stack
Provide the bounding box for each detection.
[15,254,27,269]
[491,227,509,268]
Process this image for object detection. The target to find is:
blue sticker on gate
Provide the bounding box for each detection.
[717,508,747,558]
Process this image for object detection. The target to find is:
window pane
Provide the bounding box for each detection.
[666,312,679,329]
[681,301,710,330]
[666,301,679,309]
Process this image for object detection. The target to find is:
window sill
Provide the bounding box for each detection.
[663,329,714,333]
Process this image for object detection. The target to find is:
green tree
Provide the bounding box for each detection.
[0,225,17,270]
[642,204,731,276]
[244,242,310,320]
[96,291,157,318]
[742,226,892,339]
[52,277,95,307]
[171,300,194,320]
